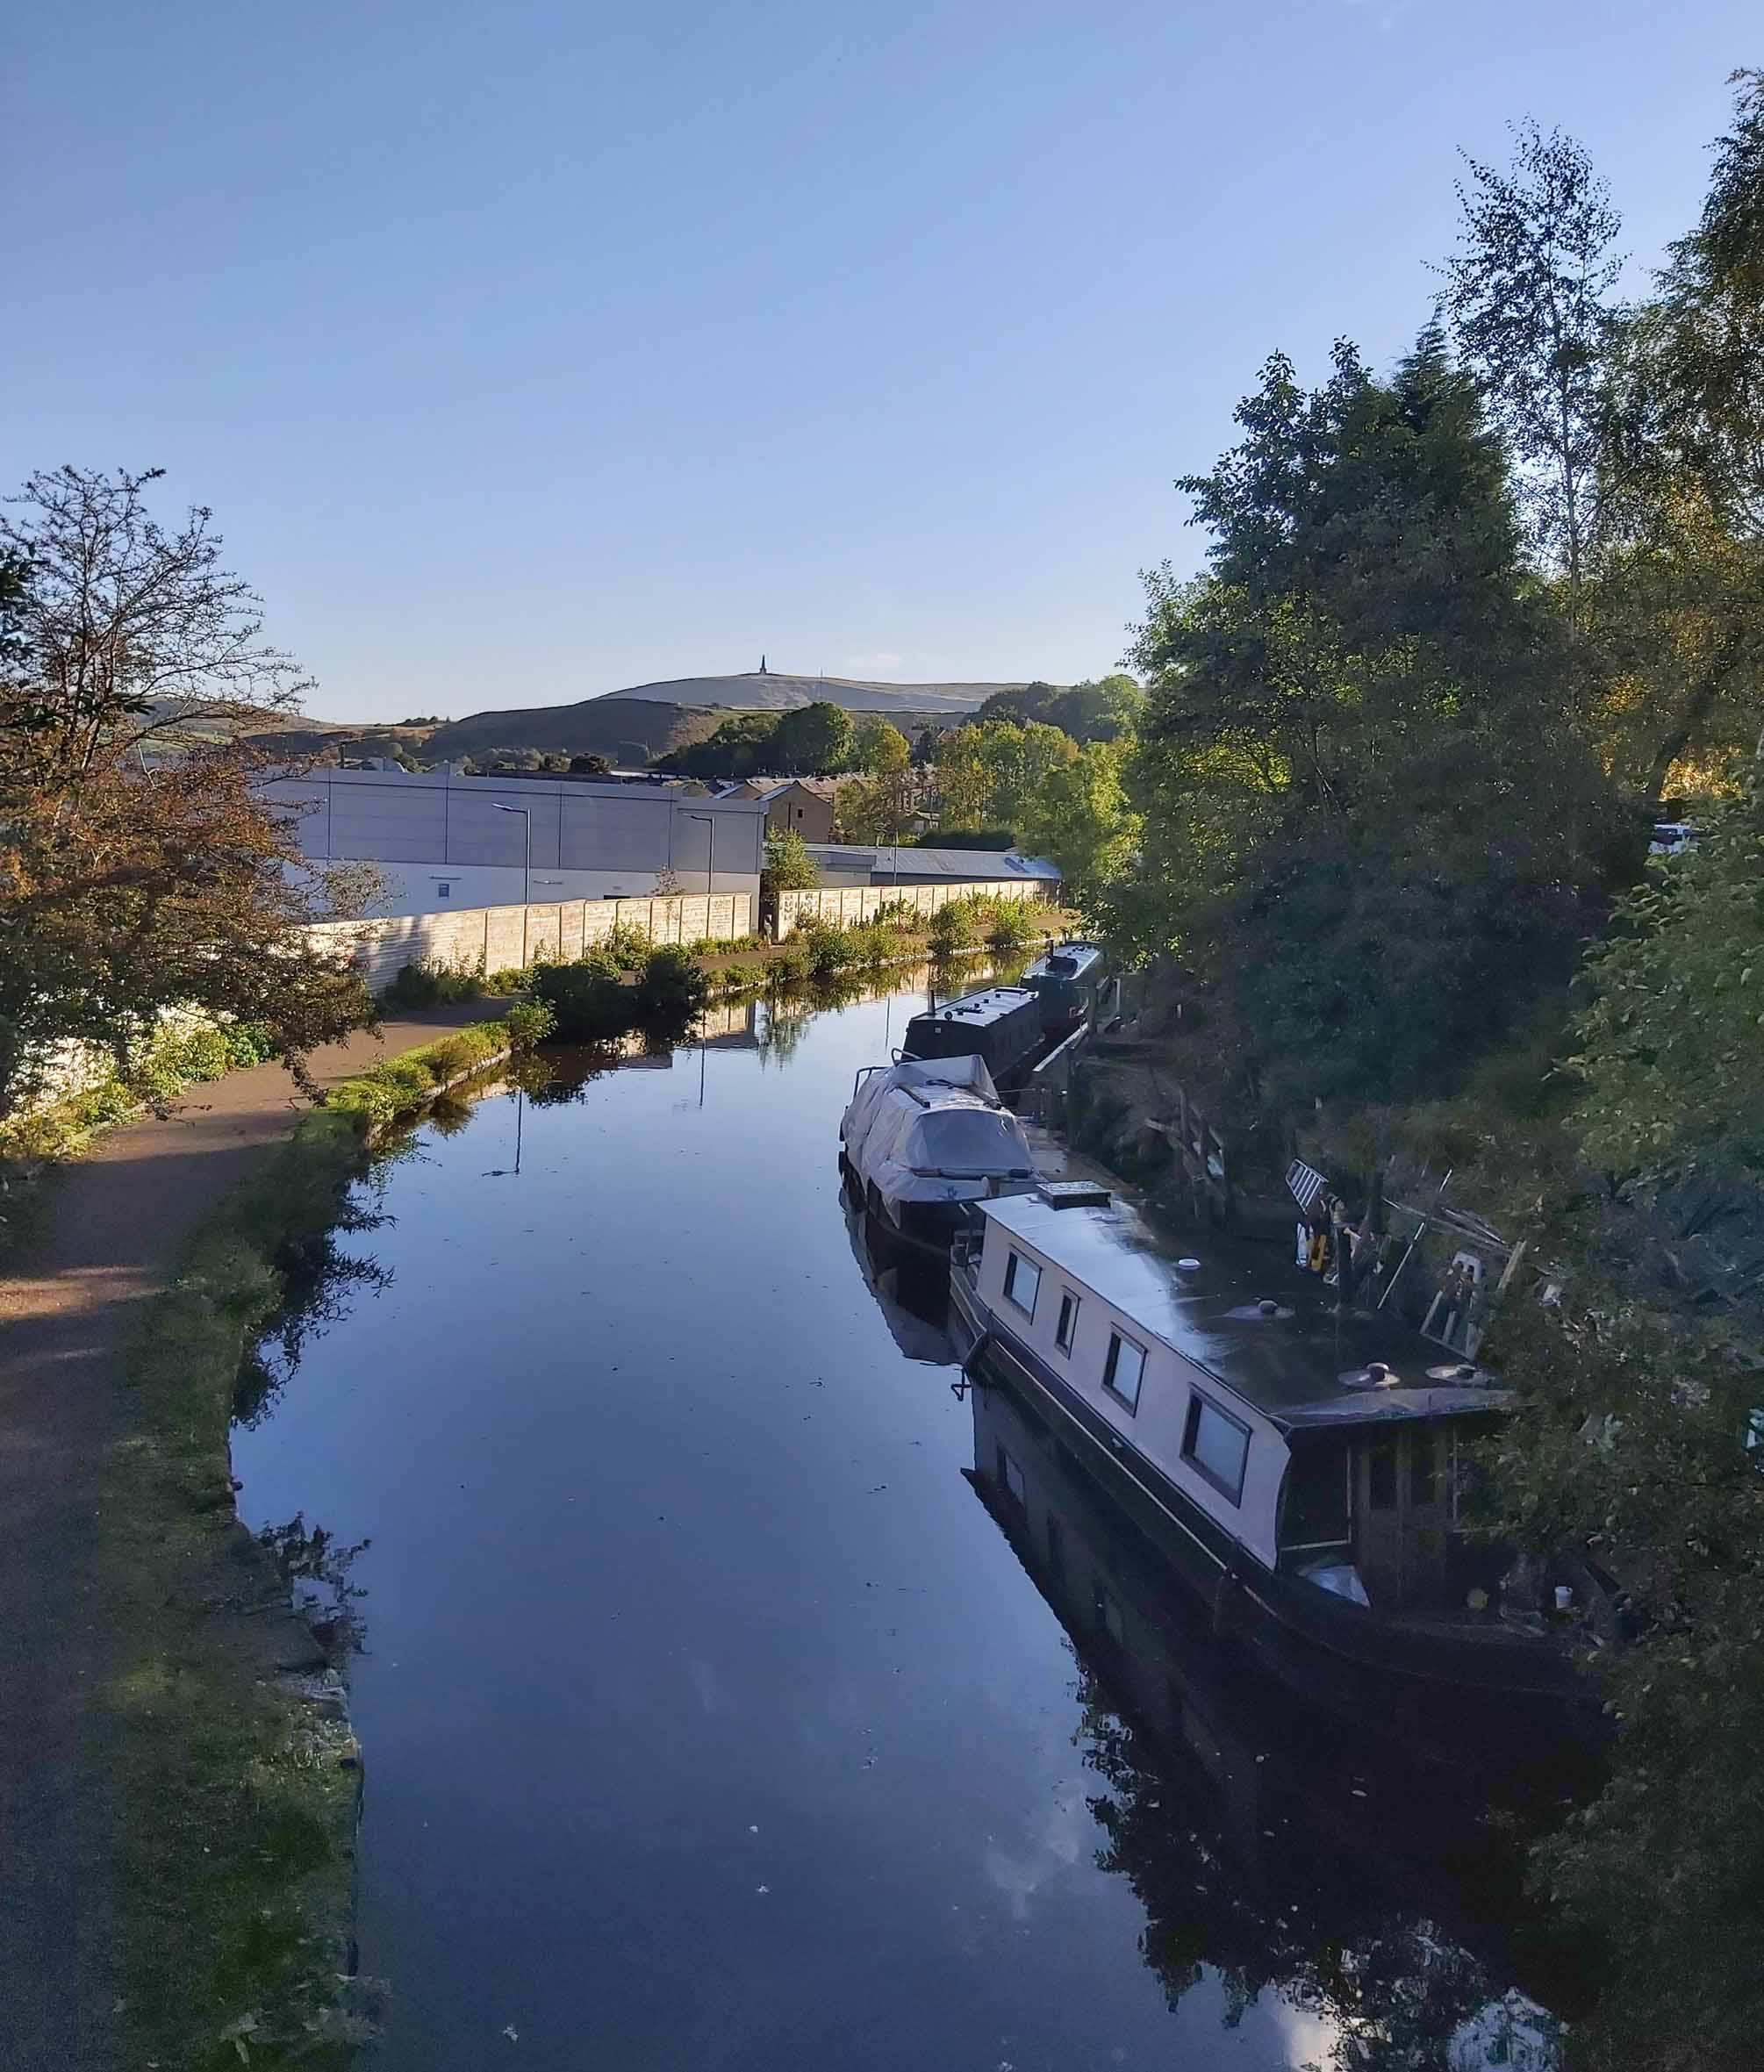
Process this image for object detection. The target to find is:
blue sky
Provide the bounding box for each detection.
[7,2,1755,722]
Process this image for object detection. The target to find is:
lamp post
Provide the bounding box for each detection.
[492,802,532,907]
[683,811,716,900]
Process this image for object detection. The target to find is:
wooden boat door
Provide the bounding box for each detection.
[1352,1428,1452,1610]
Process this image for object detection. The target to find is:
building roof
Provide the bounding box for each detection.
[978,1190,1506,1433]
[804,843,1060,882]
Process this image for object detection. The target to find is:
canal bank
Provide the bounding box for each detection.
[0,1004,512,2071]
[230,976,1579,2072]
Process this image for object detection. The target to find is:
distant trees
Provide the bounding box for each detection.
[0,467,371,1117]
[769,700,854,776]
[758,827,819,930]
[974,675,1144,742]
[655,701,857,778]
[835,720,914,843]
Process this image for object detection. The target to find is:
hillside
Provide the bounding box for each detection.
[598,670,1028,715]
[420,699,731,767]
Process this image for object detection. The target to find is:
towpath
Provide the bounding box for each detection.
[0,1006,502,2069]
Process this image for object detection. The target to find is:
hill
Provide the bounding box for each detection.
[597,670,1029,715]
[420,699,730,767]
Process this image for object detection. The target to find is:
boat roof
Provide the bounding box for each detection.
[907,986,1039,1030]
[976,1190,1509,1432]
[1025,941,1105,981]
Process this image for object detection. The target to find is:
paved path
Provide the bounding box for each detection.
[0,1007,502,2068]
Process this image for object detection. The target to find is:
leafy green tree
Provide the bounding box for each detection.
[1120,333,1610,1114]
[854,716,910,776]
[1441,119,1623,611]
[931,718,1076,834]
[759,826,818,929]
[769,699,854,775]
[1483,783,1764,2066]
[654,712,778,778]
[1018,738,1140,899]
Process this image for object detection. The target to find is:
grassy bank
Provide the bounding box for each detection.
[82,1019,518,2071]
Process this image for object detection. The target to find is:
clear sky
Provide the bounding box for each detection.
[7,3,1756,723]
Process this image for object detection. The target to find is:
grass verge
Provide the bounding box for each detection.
[82,1019,518,2069]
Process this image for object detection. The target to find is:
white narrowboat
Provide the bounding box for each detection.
[950,1184,1599,1713]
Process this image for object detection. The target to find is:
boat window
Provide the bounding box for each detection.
[1003,1251,1041,1318]
[996,1445,1026,1507]
[1055,1290,1080,1355]
[1102,1332,1145,1412]
[1181,1392,1251,1504]
[1367,1440,1397,1511]
[908,1109,1029,1172]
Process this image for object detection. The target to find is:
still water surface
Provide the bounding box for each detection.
[233,980,1565,2070]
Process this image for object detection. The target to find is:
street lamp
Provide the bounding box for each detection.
[492,803,531,907]
[683,811,716,900]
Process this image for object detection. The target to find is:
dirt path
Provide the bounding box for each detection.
[0,1007,502,2068]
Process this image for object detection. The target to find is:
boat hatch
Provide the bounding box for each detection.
[1039,1181,1112,1210]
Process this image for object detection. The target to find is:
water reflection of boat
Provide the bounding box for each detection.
[839,1182,957,1366]
[965,1375,1576,2066]
[951,1186,1597,1724]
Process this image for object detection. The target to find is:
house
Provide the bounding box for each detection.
[716,777,842,842]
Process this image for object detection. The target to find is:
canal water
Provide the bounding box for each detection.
[233,979,1569,2071]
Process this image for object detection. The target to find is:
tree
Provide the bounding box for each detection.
[1588,71,1764,807]
[569,753,612,776]
[0,467,372,1116]
[931,718,1076,835]
[1018,738,1140,900]
[854,716,910,777]
[758,826,818,929]
[1482,782,1764,2064]
[769,699,855,775]
[1441,120,1623,612]
[1121,334,1609,1113]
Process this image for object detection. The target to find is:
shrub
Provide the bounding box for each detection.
[599,921,653,971]
[768,941,813,986]
[983,900,1037,954]
[384,958,485,1007]
[929,900,979,955]
[502,1000,557,1051]
[871,899,921,934]
[532,959,633,1043]
[799,923,857,979]
[634,945,709,1025]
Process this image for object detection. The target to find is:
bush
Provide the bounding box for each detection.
[929,900,979,955]
[768,941,813,986]
[532,959,633,1043]
[599,922,653,971]
[384,958,485,1007]
[983,900,1038,954]
[799,923,857,979]
[871,899,921,934]
[634,945,708,1025]
[502,1000,557,1051]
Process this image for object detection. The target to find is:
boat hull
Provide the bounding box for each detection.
[950,1272,1598,1733]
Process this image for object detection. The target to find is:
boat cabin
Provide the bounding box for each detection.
[1022,942,1108,1038]
[902,986,1045,1085]
[954,1188,1509,1617]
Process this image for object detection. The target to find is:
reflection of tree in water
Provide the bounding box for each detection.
[1072,1665,1564,2070]
[259,1513,372,1656]
[233,1165,399,1428]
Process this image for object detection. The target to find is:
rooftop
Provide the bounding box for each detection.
[979,1190,1507,1432]
[805,843,1060,881]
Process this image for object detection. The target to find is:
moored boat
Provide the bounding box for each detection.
[1022,940,1109,1039]
[950,1183,1603,1720]
[840,1055,1038,1249]
[901,984,1045,1090]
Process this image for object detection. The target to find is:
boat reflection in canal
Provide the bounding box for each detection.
[840,1186,957,1366]
[962,1370,1577,2068]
